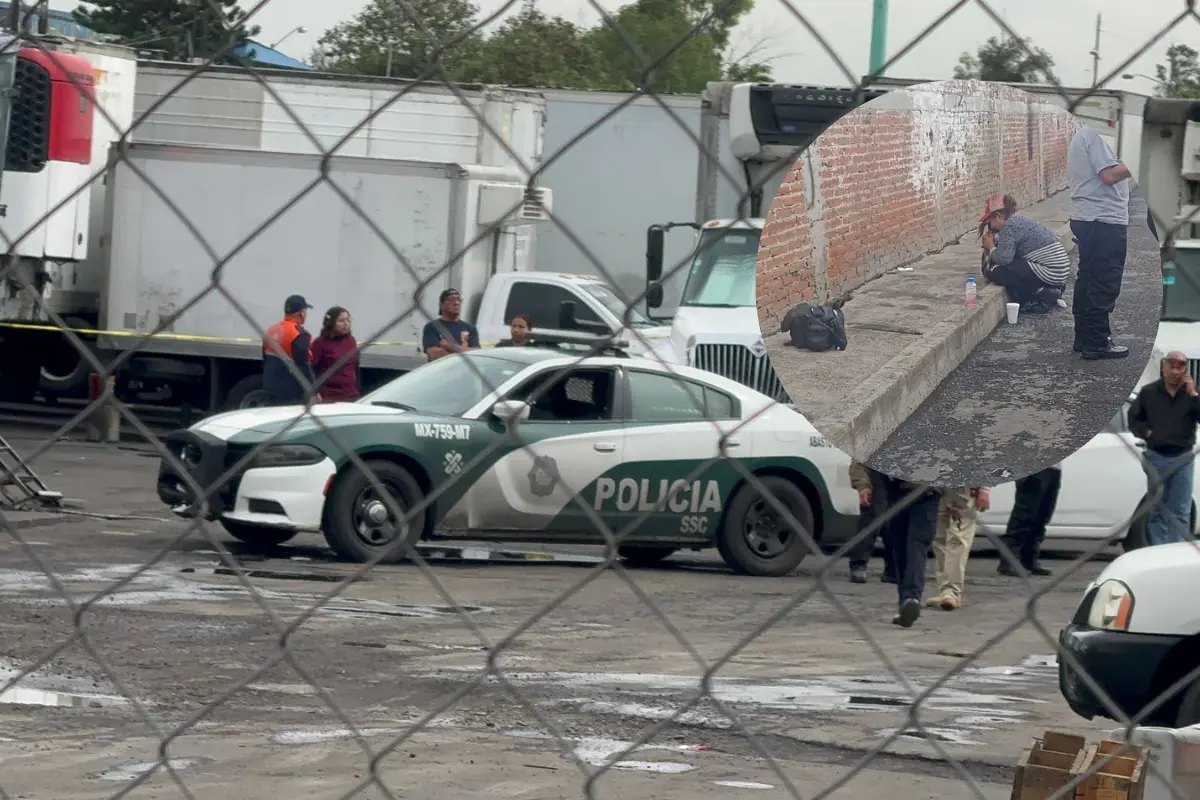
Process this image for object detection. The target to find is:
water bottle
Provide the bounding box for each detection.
[965,275,977,309]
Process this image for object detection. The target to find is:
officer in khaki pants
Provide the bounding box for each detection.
[928,486,991,611]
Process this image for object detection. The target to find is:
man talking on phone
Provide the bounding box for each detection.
[1127,351,1200,545]
[422,288,480,362]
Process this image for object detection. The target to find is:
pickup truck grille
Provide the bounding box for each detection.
[1190,359,1200,386]
[693,344,789,403]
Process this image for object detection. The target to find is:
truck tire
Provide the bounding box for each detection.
[1123,500,1197,552]
[617,545,677,568]
[323,459,427,564]
[716,475,814,577]
[39,317,98,397]
[225,375,273,410]
[220,519,297,549]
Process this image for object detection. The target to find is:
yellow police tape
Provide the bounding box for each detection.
[0,321,500,349]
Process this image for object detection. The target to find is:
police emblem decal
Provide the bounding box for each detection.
[528,455,560,497]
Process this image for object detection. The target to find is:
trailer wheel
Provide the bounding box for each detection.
[40,316,98,398]
[225,375,272,410]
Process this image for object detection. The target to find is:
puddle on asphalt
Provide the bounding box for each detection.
[885,726,983,746]
[0,661,129,709]
[270,727,405,745]
[507,730,700,774]
[97,758,206,781]
[714,781,774,790]
[0,565,492,620]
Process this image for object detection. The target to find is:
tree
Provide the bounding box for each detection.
[316,0,482,81]
[469,6,603,89]
[74,0,259,63]
[953,35,1055,83]
[1154,43,1200,99]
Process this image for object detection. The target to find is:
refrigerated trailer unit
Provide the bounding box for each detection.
[97,143,550,409]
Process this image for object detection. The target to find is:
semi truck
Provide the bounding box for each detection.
[0,49,687,412]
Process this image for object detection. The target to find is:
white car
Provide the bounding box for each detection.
[1059,541,1200,728]
[156,340,861,575]
[978,397,1198,548]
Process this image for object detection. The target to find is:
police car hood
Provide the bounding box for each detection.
[191,402,409,440]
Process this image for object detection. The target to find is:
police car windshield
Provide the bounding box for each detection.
[362,351,546,416]
[680,228,760,308]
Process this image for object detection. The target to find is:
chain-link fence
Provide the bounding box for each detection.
[0,0,1198,797]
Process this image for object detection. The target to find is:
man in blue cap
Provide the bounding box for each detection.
[263,294,316,405]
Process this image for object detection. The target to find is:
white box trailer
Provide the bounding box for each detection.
[98,142,548,408]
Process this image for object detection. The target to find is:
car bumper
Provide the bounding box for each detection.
[156,430,334,531]
[1057,624,1183,724]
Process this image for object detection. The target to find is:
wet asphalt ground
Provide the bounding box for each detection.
[871,192,1161,487]
[0,427,1124,798]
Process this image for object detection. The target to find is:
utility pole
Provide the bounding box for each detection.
[868,0,888,75]
[1090,13,1102,87]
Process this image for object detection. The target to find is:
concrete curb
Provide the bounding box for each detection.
[821,223,1077,461]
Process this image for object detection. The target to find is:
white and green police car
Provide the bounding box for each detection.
[156,340,859,576]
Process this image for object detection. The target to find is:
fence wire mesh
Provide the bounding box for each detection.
[0,0,1198,798]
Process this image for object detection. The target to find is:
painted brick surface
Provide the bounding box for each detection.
[756,82,1083,328]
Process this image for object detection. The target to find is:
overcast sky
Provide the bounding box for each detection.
[55,0,1197,96]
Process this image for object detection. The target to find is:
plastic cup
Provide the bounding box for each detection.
[1006,302,1019,324]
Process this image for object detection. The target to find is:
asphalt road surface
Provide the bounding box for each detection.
[0,427,1126,799]
[870,192,1161,488]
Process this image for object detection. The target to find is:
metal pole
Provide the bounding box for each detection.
[385,43,393,77]
[868,0,888,74]
[1090,14,1101,87]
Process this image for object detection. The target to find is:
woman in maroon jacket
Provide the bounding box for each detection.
[311,306,361,403]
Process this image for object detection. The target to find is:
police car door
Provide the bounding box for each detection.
[607,368,744,539]
[465,364,627,533]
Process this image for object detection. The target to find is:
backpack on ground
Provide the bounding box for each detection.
[780,303,848,352]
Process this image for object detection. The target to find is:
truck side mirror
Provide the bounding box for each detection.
[646,226,665,310]
[558,300,578,330]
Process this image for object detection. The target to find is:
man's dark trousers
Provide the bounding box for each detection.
[849,469,897,578]
[1000,468,1062,568]
[887,484,939,605]
[1071,220,1127,349]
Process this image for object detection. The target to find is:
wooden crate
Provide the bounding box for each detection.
[1071,740,1147,800]
[1011,732,1088,800]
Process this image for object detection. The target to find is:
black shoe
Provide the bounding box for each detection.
[893,599,921,628]
[849,567,867,584]
[1027,562,1052,577]
[881,572,898,584]
[997,560,1020,577]
[1081,343,1128,360]
[1072,340,1082,352]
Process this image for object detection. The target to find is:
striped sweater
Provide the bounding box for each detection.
[988,213,1071,287]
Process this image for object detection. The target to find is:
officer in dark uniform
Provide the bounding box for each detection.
[263,294,316,405]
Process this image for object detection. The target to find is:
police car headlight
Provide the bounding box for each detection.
[249,444,326,468]
[1087,580,1134,631]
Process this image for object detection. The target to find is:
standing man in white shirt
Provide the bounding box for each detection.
[1067,125,1133,360]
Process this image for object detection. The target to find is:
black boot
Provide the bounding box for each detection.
[997,560,1021,577]
[1026,560,1052,577]
[1081,342,1128,360]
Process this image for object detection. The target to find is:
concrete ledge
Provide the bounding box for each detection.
[768,191,1076,463]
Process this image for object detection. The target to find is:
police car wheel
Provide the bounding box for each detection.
[617,545,677,568]
[220,519,297,549]
[323,459,427,563]
[717,476,814,577]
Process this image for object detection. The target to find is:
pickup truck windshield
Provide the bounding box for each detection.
[360,351,537,416]
[1162,256,1200,323]
[579,282,657,328]
[680,228,760,308]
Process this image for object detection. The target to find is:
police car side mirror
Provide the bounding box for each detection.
[492,399,530,425]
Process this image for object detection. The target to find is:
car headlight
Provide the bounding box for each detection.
[1087,579,1134,631]
[249,444,327,468]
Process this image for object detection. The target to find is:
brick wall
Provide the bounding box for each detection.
[756,81,1082,327]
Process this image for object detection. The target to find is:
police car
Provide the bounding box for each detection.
[1058,541,1200,728]
[156,336,859,576]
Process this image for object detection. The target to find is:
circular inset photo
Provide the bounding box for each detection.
[756,79,1160,488]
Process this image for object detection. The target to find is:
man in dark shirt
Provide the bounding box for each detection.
[422,288,479,361]
[262,294,316,405]
[1128,351,1200,545]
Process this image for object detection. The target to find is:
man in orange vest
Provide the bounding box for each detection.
[263,295,316,405]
